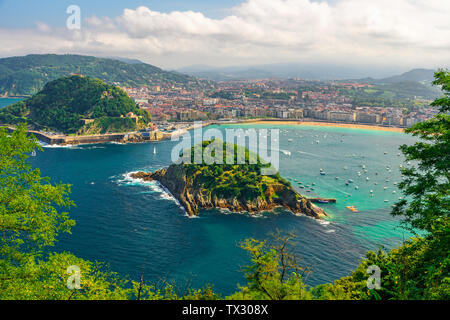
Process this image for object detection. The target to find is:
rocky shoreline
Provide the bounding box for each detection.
[131,165,328,219]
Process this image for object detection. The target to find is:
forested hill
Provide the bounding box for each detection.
[0,54,211,96]
[0,75,152,134]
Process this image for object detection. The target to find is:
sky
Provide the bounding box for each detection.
[0,0,449,71]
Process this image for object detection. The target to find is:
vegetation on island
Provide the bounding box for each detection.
[0,54,211,97]
[0,70,448,300]
[183,140,290,201]
[0,75,152,134]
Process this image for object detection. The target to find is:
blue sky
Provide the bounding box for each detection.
[0,0,244,28]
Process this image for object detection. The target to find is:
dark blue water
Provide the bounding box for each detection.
[0,98,23,108]
[30,124,416,295]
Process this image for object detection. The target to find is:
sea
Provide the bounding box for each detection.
[0,97,24,108]
[28,123,417,296]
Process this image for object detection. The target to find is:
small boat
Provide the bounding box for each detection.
[370,190,374,193]
[312,182,316,186]
[384,199,389,202]
[355,186,359,190]
[288,139,293,142]
[318,200,329,204]
[384,186,388,190]
[320,172,326,175]
[335,177,339,180]
[348,179,354,183]
[346,206,359,213]
[366,177,370,181]
[384,151,388,155]
[153,147,157,155]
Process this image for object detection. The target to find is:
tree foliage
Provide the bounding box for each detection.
[0,75,151,134]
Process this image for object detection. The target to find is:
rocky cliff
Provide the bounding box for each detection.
[131,165,327,219]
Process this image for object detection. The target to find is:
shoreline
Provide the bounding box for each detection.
[5,119,404,146]
[229,119,405,133]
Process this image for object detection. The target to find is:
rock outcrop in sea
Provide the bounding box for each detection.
[131,165,327,219]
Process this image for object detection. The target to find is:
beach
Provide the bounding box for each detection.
[240,120,405,133]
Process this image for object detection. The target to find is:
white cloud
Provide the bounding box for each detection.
[0,0,449,69]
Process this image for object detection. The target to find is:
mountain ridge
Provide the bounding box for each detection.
[0,54,209,96]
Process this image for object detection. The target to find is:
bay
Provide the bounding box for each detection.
[29,123,416,295]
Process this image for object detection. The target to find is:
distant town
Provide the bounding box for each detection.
[122,78,439,135]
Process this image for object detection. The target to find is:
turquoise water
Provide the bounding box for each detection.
[30,124,416,295]
[0,98,23,108]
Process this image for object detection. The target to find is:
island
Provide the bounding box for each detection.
[132,140,327,219]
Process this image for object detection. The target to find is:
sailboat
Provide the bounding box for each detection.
[153,147,157,155]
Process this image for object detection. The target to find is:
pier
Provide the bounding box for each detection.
[308,198,337,204]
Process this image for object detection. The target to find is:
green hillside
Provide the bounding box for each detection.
[0,75,151,134]
[0,54,210,96]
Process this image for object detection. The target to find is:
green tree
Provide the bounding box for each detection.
[392,69,449,236]
[228,231,312,300]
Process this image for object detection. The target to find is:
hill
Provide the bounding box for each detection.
[0,54,210,96]
[0,75,151,134]
[131,139,327,218]
[377,68,437,84]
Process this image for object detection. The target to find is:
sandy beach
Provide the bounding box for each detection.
[237,120,405,133]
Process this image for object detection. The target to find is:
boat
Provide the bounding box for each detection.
[320,172,326,175]
[366,177,370,181]
[355,186,359,190]
[288,139,293,142]
[335,177,339,180]
[348,179,354,183]
[346,206,359,213]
